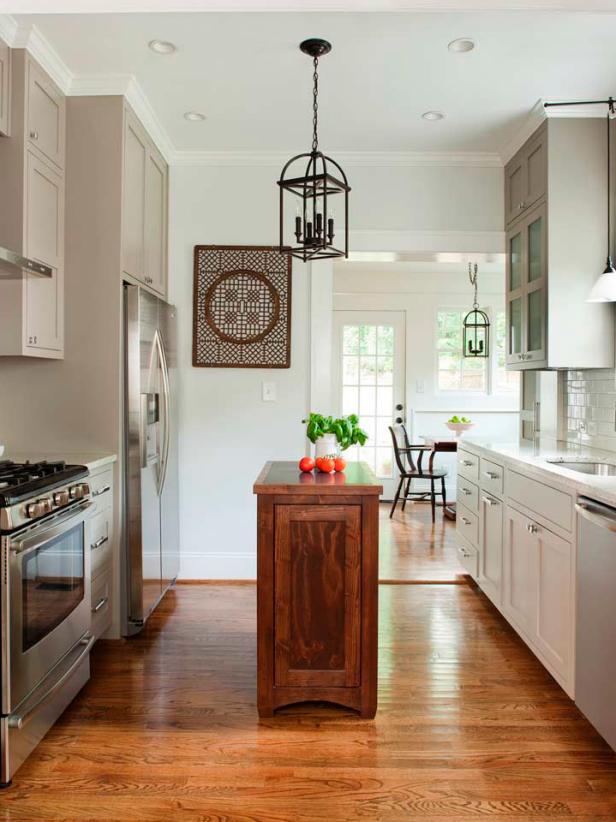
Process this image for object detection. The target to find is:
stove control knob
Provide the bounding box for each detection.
[69,483,90,500]
[53,490,70,506]
[25,497,52,518]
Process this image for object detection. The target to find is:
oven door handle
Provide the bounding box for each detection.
[8,633,95,730]
[10,501,92,556]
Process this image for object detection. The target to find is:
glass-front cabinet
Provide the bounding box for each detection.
[506,201,547,370]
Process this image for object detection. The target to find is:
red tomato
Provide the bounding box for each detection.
[333,457,347,472]
[299,456,315,473]
[318,457,335,473]
[315,457,324,470]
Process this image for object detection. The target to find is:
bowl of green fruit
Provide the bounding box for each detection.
[446,415,474,436]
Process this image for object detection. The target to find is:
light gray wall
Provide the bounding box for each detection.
[169,161,503,578]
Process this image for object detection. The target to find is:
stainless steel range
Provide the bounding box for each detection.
[0,460,93,788]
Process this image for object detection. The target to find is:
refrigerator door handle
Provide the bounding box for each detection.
[154,328,170,497]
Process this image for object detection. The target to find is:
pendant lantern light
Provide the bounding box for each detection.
[278,39,350,262]
[463,263,490,358]
[588,97,616,302]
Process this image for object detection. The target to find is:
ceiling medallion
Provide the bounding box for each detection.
[278,38,350,262]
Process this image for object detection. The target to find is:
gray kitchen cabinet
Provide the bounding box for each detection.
[505,124,547,227]
[505,118,613,371]
[506,202,547,368]
[122,106,168,296]
[26,58,65,170]
[0,36,10,137]
[0,50,65,358]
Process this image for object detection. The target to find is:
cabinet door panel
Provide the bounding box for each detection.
[274,505,361,688]
[525,133,547,210]
[479,495,502,606]
[505,156,525,226]
[503,506,537,637]
[536,527,572,678]
[122,113,147,282]
[144,148,167,294]
[27,60,65,169]
[0,37,9,137]
[24,152,63,352]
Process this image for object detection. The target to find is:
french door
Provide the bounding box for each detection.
[332,311,406,499]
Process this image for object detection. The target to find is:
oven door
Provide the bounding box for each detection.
[3,501,92,713]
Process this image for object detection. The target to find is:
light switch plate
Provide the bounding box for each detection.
[262,381,276,402]
[416,380,425,394]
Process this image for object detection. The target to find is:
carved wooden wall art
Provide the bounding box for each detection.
[193,245,291,368]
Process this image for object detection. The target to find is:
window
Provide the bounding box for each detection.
[437,309,519,394]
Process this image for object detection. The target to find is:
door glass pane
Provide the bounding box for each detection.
[341,323,396,480]
[510,233,522,290]
[509,297,522,355]
[528,289,543,352]
[22,523,85,652]
[528,216,543,282]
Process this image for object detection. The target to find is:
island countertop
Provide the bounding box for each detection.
[253,460,383,496]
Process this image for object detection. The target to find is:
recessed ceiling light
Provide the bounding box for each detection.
[448,38,475,53]
[149,39,176,55]
[184,111,206,122]
[422,111,445,121]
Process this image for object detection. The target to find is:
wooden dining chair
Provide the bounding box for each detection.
[389,424,447,522]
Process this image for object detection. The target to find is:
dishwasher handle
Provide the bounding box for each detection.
[576,500,616,533]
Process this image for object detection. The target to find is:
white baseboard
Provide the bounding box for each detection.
[179,551,256,580]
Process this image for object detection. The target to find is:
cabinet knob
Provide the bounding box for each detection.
[30,130,38,140]
[527,523,538,535]
[395,417,403,424]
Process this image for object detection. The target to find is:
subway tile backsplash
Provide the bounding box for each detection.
[565,370,616,451]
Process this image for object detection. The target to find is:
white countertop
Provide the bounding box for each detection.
[460,436,616,508]
[2,451,117,473]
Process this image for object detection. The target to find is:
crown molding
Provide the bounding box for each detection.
[171,149,503,168]
[498,100,546,164]
[10,21,73,93]
[0,14,17,45]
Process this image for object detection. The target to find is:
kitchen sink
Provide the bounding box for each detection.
[546,460,616,476]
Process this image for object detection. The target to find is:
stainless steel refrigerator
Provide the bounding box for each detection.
[122,283,180,636]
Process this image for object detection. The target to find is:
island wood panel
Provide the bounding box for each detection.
[255,461,381,718]
[274,504,361,688]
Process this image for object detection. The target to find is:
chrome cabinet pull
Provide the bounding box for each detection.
[92,485,111,497]
[527,523,538,535]
[462,460,473,467]
[91,535,108,550]
[461,488,472,496]
[484,471,499,480]
[457,546,470,558]
[482,496,499,507]
[461,516,471,526]
[29,130,38,140]
[92,597,108,613]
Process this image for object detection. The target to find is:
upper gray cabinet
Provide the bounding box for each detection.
[504,118,614,371]
[505,125,547,228]
[122,106,168,296]
[0,37,10,137]
[0,50,65,359]
[26,58,65,170]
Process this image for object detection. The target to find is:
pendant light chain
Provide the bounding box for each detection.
[312,56,319,153]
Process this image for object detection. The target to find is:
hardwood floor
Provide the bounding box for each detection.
[3,584,616,820]
[380,500,465,582]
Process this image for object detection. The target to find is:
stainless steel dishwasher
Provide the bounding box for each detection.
[575,497,616,751]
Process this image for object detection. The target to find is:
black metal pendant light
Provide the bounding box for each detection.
[278,38,350,262]
[463,263,490,358]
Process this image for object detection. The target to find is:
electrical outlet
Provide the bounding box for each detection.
[262,381,276,402]
[415,380,425,394]
[579,420,587,434]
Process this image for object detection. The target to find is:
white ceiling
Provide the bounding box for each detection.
[9,9,616,154]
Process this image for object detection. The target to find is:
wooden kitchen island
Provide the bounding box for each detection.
[253,461,382,718]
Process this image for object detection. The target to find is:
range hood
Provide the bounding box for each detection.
[0,247,52,279]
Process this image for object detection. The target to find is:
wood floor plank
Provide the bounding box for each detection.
[1,583,614,821]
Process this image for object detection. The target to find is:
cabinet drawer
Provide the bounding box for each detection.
[456,503,479,548]
[457,477,479,514]
[89,467,113,507]
[480,458,504,497]
[89,508,112,579]
[456,537,478,579]
[457,449,479,482]
[507,469,573,532]
[91,569,111,640]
